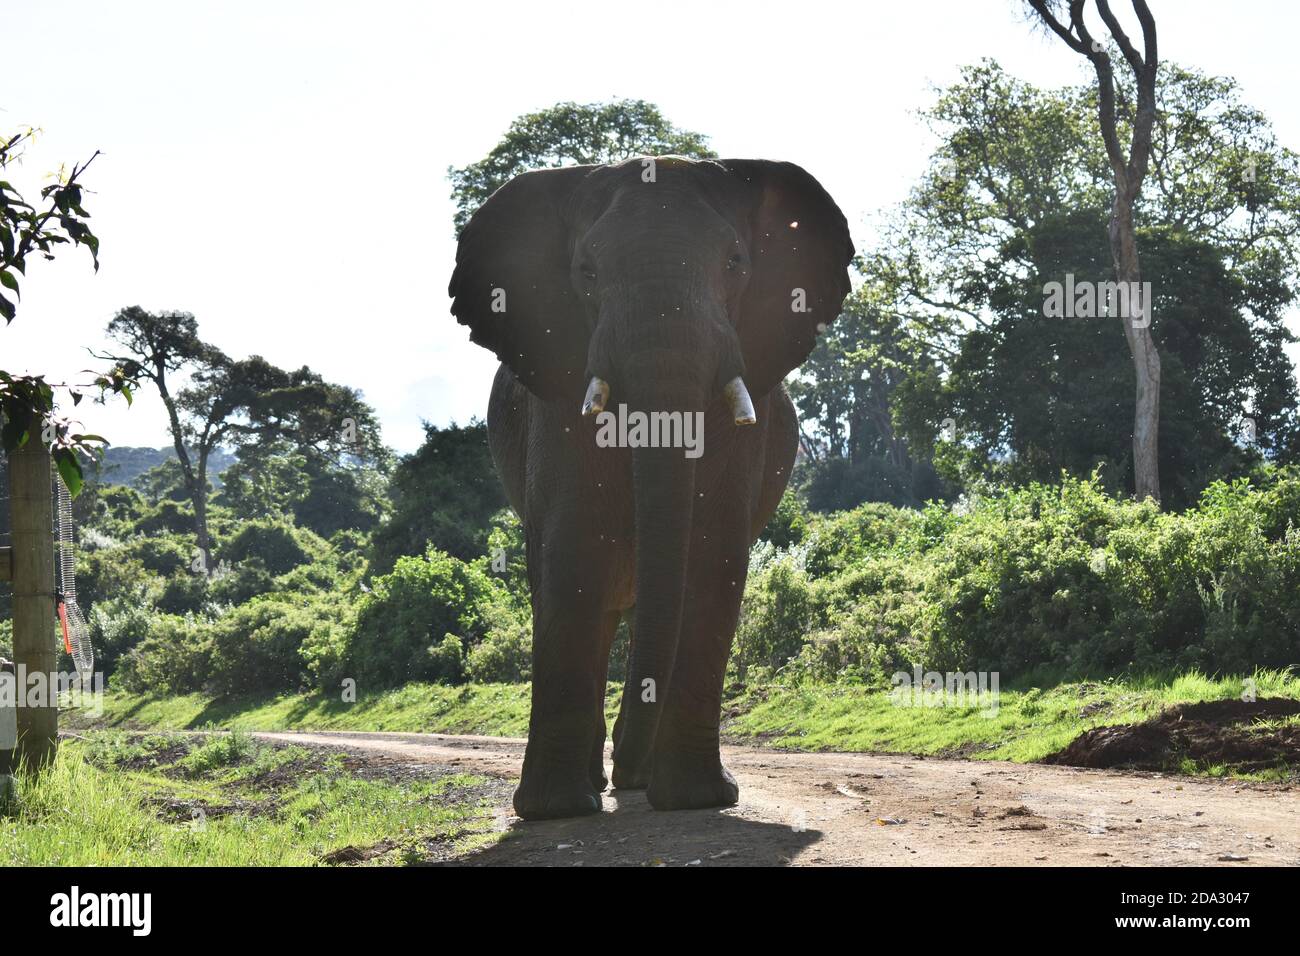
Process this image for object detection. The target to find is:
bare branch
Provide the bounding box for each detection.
[1095,0,1146,75]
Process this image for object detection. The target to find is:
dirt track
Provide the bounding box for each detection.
[252,730,1300,866]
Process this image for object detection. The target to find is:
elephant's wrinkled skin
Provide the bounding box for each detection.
[449,156,853,819]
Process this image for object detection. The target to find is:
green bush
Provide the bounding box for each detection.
[205,595,346,695]
[346,547,510,689]
[135,499,195,536]
[220,518,319,576]
[205,560,276,606]
[733,548,815,679]
[803,503,918,578]
[425,633,466,684]
[113,615,212,695]
[299,615,354,689]
[88,594,160,675]
[127,535,193,577]
[734,471,1300,686]
[465,605,532,683]
[760,489,809,550]
[156,572,209,615]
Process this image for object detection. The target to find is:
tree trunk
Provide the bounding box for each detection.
[156,370,213,572]
[8,440,57,772]
[1111,193,1162,502]
[193,447,213,575]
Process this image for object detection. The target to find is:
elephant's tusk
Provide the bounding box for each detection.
[724,377,757,426]
[582,376,610,416]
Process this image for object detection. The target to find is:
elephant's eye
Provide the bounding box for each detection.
[580,265,597,282]
[726,253,744,272]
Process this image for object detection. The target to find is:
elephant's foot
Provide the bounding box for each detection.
[610,759,649,791]
[646,752,739,811]
[513,767,602,821]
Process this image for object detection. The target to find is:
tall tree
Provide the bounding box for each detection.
[99,309,384,570]
[1027,0,1162,501]
[876,60,1300,504]
[447,99,716,234]
[98,307,226,563]
[175,355,384,570]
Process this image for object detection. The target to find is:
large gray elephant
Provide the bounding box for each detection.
[449,156,853,819]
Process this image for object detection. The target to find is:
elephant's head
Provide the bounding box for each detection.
[450,156,852,771]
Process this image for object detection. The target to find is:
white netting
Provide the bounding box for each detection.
[54,474,94,678]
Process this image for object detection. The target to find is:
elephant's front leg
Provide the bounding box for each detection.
[514,540,619,821]
[644,514,749,811]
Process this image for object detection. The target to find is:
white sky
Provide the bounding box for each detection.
[4,0,1298,453]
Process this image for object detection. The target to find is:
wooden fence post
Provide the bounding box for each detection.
[8,439,57,771]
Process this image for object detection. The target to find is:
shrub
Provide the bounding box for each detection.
[135,499,195,536]
[205,560,276,606]
[736,470,1300,686]
[220,518,318,576]
[346,547,509,688]
[733,549,815,679]
[113,615,212,695]
[156,572,209,615]
[205,596,345,695]
[88,594,160,675]
[127,535,193,577]
[299,615,354,689]
[465,604,532,683]
[803,502,917,578]
[425,633,466,684]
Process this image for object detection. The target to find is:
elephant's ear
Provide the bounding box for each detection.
[449,165,597,401]
[720,160,854,397]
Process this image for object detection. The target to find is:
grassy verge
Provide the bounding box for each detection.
[0,730,504,866]
[725,669,1299,764]
[73,669,1300,776]
[76,681,607,737]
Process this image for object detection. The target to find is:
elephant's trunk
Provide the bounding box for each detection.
[610,366,700,786]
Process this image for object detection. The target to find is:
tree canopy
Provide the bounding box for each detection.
[798,60,1300,509]
[447,99,716,234]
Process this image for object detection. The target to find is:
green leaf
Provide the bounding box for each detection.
[0,269,18,296]
[0,290,14,322]
[53,448,84,498]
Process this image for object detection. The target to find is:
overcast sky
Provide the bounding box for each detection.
[5,0,1298,453]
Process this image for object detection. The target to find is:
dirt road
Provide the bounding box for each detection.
[251,729,1299,866]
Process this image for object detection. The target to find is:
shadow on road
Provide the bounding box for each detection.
[441,787,822,867]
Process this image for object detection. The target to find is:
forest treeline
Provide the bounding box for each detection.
[2,60,1298,695]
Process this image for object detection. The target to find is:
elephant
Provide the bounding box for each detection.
[449,155,853,819]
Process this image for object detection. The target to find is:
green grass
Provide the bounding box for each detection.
[0,733,502,866]
[75,669,1300,774]
[82,681,558,736]
[725,669,1300,762]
